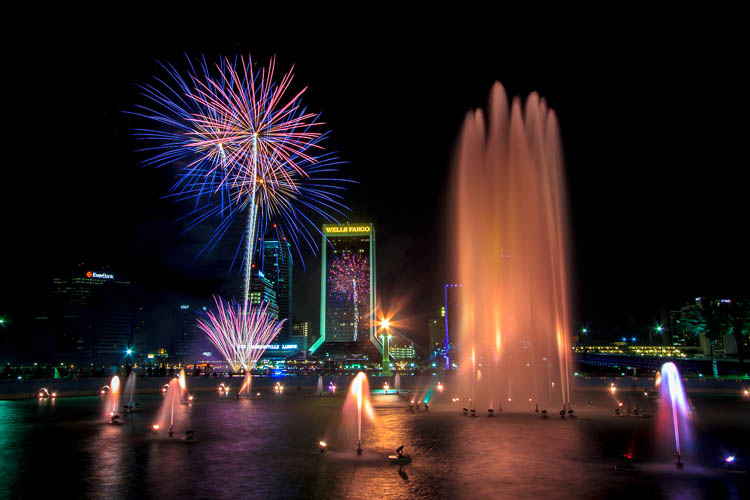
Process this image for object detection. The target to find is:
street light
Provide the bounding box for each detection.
[379,318,393,376]
[652,325,663,346]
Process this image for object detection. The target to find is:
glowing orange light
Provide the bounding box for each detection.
[86,271,93,278]
[152,424,160,431]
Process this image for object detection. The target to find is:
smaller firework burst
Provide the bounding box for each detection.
[197,296,285,372]
[329,252,369,302]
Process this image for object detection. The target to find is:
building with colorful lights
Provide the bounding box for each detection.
[249,269,279,320]
[391,343,416,360]
[310,223,380,359]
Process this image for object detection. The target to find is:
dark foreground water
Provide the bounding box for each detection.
[1,382,748,499]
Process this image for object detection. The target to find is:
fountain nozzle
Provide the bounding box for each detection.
[356,440,363,456]
[169,424,174,438]
[675,453,684,469]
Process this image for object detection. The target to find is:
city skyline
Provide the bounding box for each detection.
[2,29,748,360]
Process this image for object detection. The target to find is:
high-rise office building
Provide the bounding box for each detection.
[428,315,446,359]
[391,343,416,360]
[249,268,279,319]
[45,265,135,363]
[311,223,379,358]
[443,284,462,369]
[256,239,292,342]
[292,320,312,352]
[170,304,209,365]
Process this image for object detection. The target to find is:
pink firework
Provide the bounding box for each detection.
[196,296,285,372]
[329,252,369,303]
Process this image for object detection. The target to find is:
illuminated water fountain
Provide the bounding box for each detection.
[122,372,140,412]
[659,362,691,468]
[106,375,121,423]
[317,375,324,396]
[343,372,374,455]
[178,369,193,403]
[453,83,572,412]
[394,373,401,391]
[238,371,252,398]
[153,378,181,437]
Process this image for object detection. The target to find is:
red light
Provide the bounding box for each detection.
[273,224,277,228]
[86,271,93,278]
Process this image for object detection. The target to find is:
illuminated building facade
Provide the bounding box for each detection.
[391,343,416,360]
[257,239,292,342]
[310,223,380,358]
[292,321,311,352]
[249,269,279,320]
[428,313,446,360]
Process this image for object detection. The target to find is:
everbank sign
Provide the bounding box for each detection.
[86,271,114,280]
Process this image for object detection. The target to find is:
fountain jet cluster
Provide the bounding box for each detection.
[454,83,572,411]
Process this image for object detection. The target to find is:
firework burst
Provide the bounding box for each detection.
[329,252,370,341]
[329,252,370,302]
[133,55,351,308]
[196,296,285,372]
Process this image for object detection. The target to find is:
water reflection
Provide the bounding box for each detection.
[0,388,748,499]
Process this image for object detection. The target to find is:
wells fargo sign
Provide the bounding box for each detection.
[323,224,371,235]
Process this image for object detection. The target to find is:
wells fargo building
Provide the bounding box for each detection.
[310,223,380,358]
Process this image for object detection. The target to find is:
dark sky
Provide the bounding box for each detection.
[2,22,747,350]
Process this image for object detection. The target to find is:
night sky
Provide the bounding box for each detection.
[2,24,747,351]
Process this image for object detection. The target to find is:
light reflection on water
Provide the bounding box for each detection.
[1,389,748,499]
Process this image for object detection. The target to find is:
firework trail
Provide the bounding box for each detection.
[196,296,285,372]
[329,252,370,340]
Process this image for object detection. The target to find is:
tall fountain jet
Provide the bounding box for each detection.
[106,375,121,417]
[453,83,572,412]
[659,362,691,467]
[343,372,374,455]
